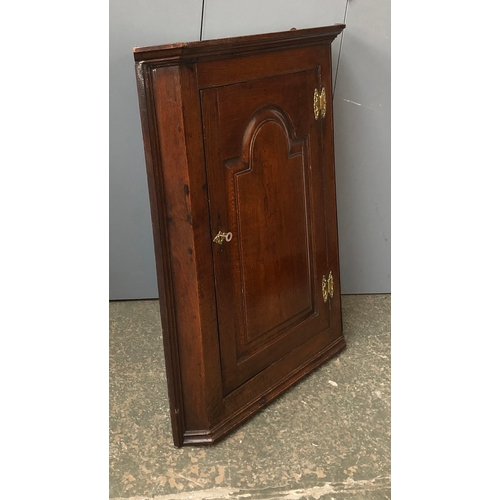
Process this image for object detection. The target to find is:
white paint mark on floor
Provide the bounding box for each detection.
[110,476,391,500]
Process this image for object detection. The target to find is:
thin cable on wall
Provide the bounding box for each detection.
[333,0,349,98]
[199,0,206,41]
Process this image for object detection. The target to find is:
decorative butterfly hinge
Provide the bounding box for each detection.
[314,87,326,120]
[322,271,335,303]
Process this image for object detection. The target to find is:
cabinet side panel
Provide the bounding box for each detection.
[147,65,212,436]
[134,62,185,445]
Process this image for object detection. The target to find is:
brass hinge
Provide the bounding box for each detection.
[314,87,326,120]
[322,271,334,303]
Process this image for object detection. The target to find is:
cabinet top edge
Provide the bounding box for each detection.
[133,24,345,63]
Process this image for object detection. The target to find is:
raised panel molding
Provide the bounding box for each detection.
[226,105,313,355]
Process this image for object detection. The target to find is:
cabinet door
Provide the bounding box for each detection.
[201,69,341,396]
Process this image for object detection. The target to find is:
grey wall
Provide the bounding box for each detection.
[110,0,390,299]
[109,0,202,299]
[334,0,391,293]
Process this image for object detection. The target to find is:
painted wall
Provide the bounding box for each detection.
[334,0,391,293]
[109,0,390,299]
[109,0,202,299]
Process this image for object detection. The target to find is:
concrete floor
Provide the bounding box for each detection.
[110,294,390,500]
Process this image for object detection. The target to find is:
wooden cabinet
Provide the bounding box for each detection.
[134,25,346,447]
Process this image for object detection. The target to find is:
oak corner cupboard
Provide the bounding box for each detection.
[133,25,346,447]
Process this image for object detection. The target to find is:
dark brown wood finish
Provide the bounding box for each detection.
[134,25,346,447]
